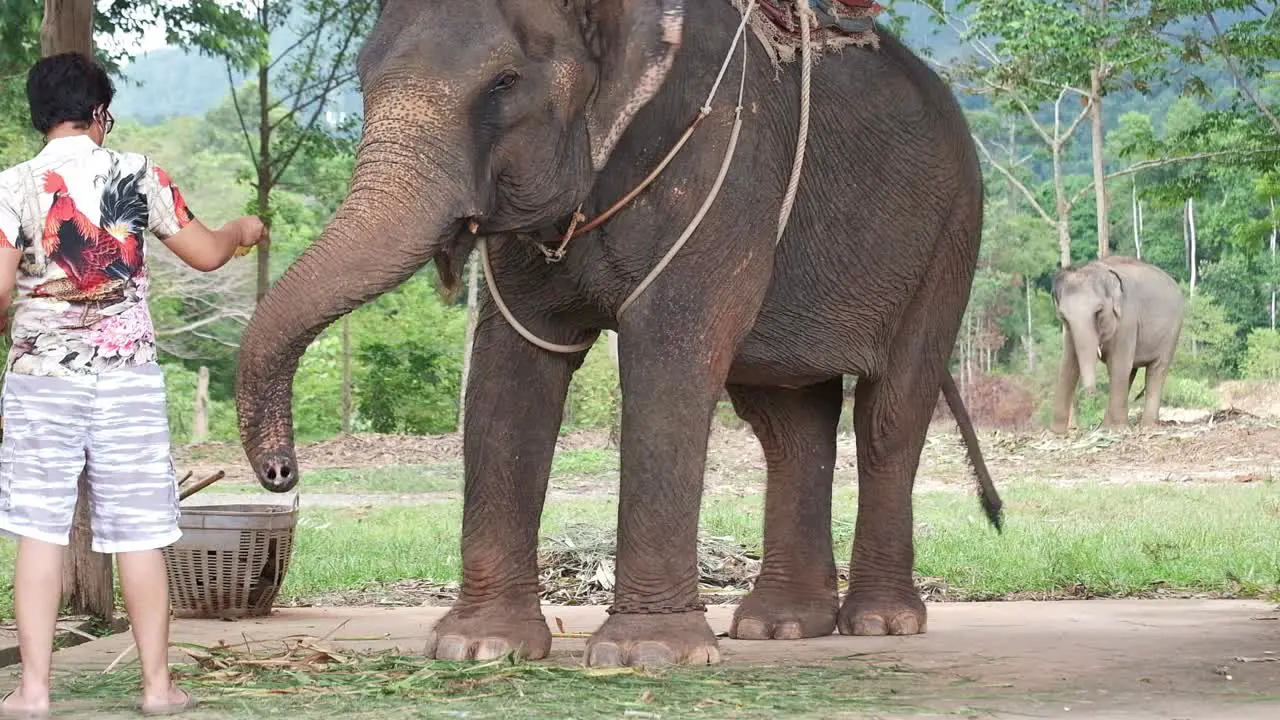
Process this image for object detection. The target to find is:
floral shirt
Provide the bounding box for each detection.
[0,135,195,377]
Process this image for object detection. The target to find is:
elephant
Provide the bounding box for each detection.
[235,0,1002,668]
[1050,256,1185,433]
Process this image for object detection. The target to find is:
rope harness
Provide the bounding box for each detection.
[478,0,820,355]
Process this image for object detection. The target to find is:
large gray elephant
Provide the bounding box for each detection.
[1051,256,1185,432]
[235,0,1001,667]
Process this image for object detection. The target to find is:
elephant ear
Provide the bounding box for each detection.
[1102,267,1124,320]
[583,0,686,170]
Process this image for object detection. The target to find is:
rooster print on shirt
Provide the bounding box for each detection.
[0,137,196,377]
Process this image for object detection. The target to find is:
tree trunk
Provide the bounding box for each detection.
[457,255,480,429]
[1270,197,1276,331]
[1184,197,1191,278]
[1053,141,1072,268]
[43,0,114,622]
[1188,198,1198,296]
[340,315,353,433]
[1090,66,1110,258]
[1024,280,1036,372]
[255,47,272,302]
[60,501,113,621]
[1007,117,1018,210]
[40,0,92,57]
[1131,181,1142,259]
[193,366,209,442]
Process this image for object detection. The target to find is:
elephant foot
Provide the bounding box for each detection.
[426,603,552,661]
[729,585,837,640]
[586,611,720,667]
[837,590,926,636]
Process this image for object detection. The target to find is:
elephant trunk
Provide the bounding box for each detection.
[236,140,468,491]
[1069,317,1102,392]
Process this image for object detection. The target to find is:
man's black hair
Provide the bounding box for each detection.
[26,52,115,135]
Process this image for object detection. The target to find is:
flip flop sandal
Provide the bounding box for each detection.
[139,688,197,716]
[0,691,49,720]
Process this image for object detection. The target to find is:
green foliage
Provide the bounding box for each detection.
[293,332,345,442]
[1160,375,1220,409]
[564,339,620,431]
[353,275,467,435]
[1177,291,1243,379]
[162,364,238,445]
[1243,328,1280,379]
[358,342,460,436]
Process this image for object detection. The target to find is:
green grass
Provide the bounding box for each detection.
[551,448,620,477]
[52,656,937,719]
[0,481,1275,621]
[276,481,1280,603]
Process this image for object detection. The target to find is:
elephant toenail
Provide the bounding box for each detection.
[773,621,803,640]
[434,635,472,661]
[890,614,923,635]
[629,641,677,667]
[474,638,512,660]
[853,615,888,636]
[587,642,623,667]
[731,618,771,640]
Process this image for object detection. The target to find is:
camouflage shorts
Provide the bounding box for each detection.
[0,362,181,553]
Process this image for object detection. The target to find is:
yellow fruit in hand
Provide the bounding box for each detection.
[234,245,254,257]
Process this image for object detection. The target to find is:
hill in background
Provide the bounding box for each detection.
[111,3,950,124]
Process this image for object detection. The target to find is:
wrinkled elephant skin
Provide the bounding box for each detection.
[236,0,999,666]
[1051,256,1186,433]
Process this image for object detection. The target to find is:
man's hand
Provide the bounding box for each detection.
[163,215,266,272]
[232,216,267,257]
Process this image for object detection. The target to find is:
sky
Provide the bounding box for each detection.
[100,23,170,64]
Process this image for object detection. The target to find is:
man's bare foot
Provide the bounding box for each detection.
[140,686,196,716]
[1,688,50,719]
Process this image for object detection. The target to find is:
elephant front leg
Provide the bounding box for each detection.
[427,316,589,662]
[585,332,749,667]
[1103,343,1136,428]
[1051,328,1079,434]
[726,380,841,640]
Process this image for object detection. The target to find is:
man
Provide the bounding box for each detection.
[0,52,263,717]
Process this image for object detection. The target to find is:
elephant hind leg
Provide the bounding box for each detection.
[727,378,842,641]
[840,364,934,636]
[1139,361,1171,426]
[840,229,978,637]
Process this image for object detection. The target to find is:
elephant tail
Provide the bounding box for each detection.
[940,374,1004,532]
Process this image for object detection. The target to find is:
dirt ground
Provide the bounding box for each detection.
[59,410,1269,717]
[47,600,1280,719]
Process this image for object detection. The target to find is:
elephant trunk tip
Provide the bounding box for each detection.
[255,450,300,493]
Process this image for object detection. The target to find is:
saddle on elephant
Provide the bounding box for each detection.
[734,0,884,65]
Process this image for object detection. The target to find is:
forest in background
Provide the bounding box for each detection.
[0,0,1278,443]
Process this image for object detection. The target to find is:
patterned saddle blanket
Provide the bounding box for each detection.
[732,0,884,66]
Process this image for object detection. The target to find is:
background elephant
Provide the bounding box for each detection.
[1051,256,1185,432]
[235,0,1000,667]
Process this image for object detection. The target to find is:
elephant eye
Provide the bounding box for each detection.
[489,69,520,94]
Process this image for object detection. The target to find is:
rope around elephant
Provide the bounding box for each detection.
[477,0,816,354]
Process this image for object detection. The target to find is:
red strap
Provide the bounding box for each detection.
[835,0,882,9]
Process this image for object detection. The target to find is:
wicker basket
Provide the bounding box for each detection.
[163,503,298,619]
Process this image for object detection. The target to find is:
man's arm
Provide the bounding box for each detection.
[142,158,265,272]
[0,189,20,332]
[0,245,19,333]
[161,216,264,273]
